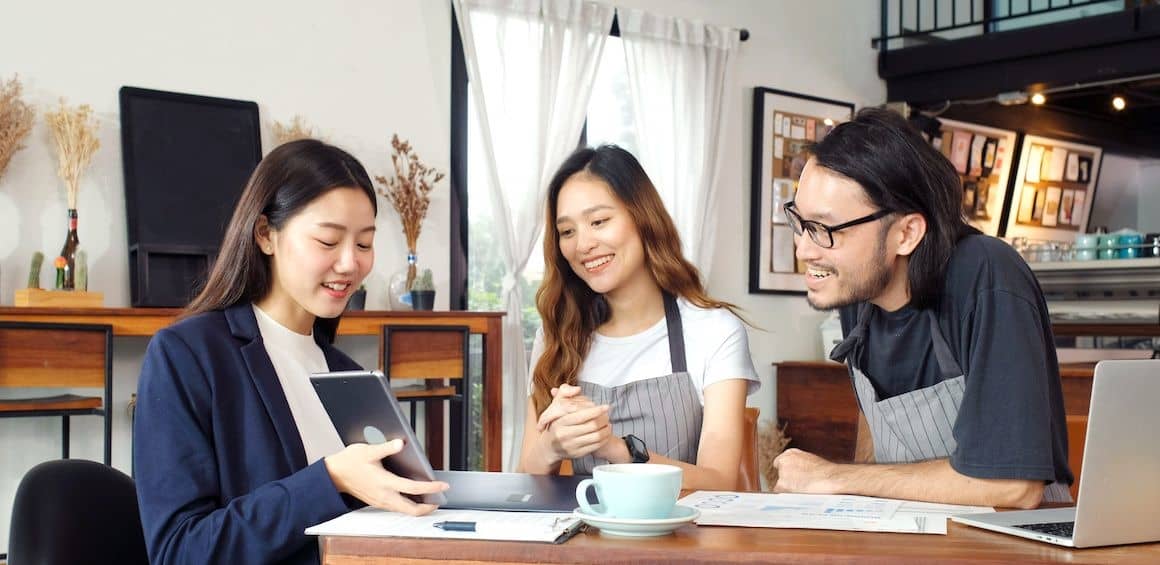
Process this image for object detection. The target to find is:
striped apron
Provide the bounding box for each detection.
[571,293,701,475]
[830,303,1071,503]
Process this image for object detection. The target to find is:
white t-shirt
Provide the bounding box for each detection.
[252,304,344,464]
[528,298,760,405]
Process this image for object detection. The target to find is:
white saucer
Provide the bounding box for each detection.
[573,504,699,537]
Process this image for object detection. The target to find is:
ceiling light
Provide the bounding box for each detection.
[1030,92,1047,105]
[823,118,834,126]
[1112,95,1126,111]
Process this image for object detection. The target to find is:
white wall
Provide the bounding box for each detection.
[0,0,451,550]
[1142,161,1160,233]
[1089,154,1160,233]
[0,0,885,550]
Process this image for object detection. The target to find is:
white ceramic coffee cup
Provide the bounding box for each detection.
[575,463,682,519]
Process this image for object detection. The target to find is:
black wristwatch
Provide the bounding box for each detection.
[623,434,649,463]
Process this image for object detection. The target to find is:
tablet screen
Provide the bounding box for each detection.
[310,370,447,505]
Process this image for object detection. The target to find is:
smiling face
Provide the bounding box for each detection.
[793,159,899,311]
[554,173,653,298]
[255,187,376,334]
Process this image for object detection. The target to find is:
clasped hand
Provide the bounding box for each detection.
[325,439,450,516]
[535,384,616,463]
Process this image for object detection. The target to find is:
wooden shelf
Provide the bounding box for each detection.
[0,307,507,471]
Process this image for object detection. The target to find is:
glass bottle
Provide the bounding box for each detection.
[59,208,80,290]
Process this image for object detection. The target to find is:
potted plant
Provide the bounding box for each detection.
[347,284,367,311]
[409,268,435,311]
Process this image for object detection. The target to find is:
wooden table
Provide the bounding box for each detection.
[0,307,506,471]
[319,519,1160,564]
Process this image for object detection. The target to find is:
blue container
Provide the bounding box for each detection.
[1118,233,1143,259]
[1098,235,1119,260]
[1074,234,1098,261]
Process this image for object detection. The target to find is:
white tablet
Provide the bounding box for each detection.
[310,370,447,505]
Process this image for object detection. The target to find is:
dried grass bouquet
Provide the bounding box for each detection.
[45,99,100,209]
[271,115,319,145]
[758,420,792,491]
[0,74,36,182]
[374,134,444,288]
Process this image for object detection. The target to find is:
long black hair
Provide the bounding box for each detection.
[809,107,977,310]
[182,139,377,342]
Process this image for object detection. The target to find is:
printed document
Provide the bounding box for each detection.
[306,507,583,544]
[680,491,993,535]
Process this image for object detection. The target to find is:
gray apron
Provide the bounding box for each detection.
[572,294,701,475]
[830,303,1071,503]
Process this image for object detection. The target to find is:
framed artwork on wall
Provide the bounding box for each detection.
[749,87,854,294]
[1003,134,1102,242]
[931,118,1019,236]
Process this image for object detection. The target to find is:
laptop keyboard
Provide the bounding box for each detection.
[1015,521,1074,538]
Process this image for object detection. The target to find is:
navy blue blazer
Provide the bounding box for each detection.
[134,303,361,564]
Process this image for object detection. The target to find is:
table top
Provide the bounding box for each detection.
[320,518,1160,564]
[0,306,503,336]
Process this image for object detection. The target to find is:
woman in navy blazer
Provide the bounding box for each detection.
[134,140,448,564]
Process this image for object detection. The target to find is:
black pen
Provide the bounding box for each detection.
[433,521,476,532]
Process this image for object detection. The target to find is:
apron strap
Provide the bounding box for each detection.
[829,303,873,363]
[927,309,964,379]
[663,293,688,373]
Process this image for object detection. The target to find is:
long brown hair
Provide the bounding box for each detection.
[181,139,377,342]
[532,145,740,415]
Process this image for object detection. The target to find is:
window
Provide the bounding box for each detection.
[465,36,636,359]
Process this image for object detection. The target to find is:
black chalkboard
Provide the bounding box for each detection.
[119,86,261,306]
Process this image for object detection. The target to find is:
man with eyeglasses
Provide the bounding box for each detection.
[771,108,1073,509]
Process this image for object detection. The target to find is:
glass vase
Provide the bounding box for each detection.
[386,251,417,310]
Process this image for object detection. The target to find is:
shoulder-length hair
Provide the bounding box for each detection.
[182,139,377,342]
[808,107,978,310]
[531,145,739,415]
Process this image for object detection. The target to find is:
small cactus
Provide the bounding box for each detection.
[76,249,88,291]
[410,268,434,291]
[27,251,43,289]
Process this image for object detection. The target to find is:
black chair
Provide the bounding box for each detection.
[380,325,472,470]
[0,321,114,464]
[7,459,148,565]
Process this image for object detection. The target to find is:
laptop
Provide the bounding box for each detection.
[950,359,1160,548]
[310,370,588,512]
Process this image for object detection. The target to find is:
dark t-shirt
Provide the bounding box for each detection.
[839,235,1073,484]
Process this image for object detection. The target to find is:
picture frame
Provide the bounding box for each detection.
[749,87,854,294]
[930,118,1019,236]
[1003,134,1102,242]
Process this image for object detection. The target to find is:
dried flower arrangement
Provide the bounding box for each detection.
[757,420,792,491]
[374,134,444,288]
[45,99,100,209]
[271,115,318,145]
[0,74,36,181]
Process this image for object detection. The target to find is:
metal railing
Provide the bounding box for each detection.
[875,0,1141,52]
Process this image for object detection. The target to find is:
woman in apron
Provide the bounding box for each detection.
[516,145,760,491]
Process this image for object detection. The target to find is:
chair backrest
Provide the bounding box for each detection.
[0,322,111,389]
[8,459,149,565]
[380,325,469,380]
[738,407,761,491]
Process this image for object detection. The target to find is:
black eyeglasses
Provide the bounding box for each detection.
[783,201,893,249]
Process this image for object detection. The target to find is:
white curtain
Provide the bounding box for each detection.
[453,0,614,470]
[618,9,740,278]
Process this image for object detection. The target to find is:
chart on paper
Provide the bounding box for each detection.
[679,491,992,535]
